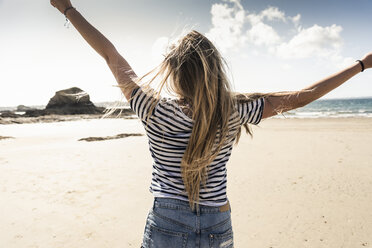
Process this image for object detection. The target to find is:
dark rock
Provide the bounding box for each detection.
[17,105,36,112]
[78,133,143,142]
[0,111,20,118]
[23,87,104,116]
[0,136,14,140]
[46,87,92,108]
[23,110,47,117]
[24,107,105,117]
[103,108,135,116]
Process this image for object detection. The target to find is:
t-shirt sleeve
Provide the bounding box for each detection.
[237,97,265,125]
[129,87,157,121]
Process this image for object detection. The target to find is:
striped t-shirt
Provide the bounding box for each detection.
[130,87,265,206]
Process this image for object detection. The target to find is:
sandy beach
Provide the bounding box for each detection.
[1,117,372,248]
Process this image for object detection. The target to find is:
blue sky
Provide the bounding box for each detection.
[0,0,371,106]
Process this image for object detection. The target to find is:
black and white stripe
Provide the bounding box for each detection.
[130,87,265,207]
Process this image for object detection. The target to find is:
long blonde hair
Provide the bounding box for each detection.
[167,31,237,210]
[111,30,277,210]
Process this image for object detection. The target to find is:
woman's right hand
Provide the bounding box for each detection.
[361,52,372,70]
[50,0,73,15]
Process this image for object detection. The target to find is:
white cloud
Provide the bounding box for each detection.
[247,6,286,25]
[222,0,243,10]
[276,24,343,59]
[207,2,288,52]
[273,23,352,68]
[246,22,281,46]
[205,1,349,67]
[291,14,301,28]
[151,1,350,71]
[205,1,245,52]
[260,6,286,22]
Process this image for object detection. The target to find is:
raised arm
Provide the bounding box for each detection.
[50,0,138,100]
[262,53,372,119]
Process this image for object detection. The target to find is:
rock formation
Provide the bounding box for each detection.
[16,105,36,112]
[46,87,92,108]
[25,87,105,116]
[0,87,135,123]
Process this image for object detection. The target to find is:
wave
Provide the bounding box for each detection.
[274,111,372,119]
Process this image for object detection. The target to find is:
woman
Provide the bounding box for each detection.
[50,1,371,247]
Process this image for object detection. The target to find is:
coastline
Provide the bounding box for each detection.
[1,117,372,247]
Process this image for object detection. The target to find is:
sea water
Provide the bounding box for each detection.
[280,97,372,118]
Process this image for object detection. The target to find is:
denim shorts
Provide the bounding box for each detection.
[140,197,234,248]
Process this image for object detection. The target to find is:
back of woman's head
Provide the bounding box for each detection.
[165,30,225,102]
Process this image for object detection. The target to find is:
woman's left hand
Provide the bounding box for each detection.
[50,0,73,15]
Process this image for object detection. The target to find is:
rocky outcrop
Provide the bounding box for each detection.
[0,136,14,140]
[0,87,135,123]
[46,87,92,108]
[24,87,105,117]
[0,111,20,118]
[16,105,36,112]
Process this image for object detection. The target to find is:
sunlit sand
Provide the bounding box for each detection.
[1,118,372,247]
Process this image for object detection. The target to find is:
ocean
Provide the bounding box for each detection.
[278,97,372,118]
[1,97,372,118]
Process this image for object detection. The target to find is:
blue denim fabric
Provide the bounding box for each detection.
[141,197,234,248]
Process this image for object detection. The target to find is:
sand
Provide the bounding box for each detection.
[0,117,372,248]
